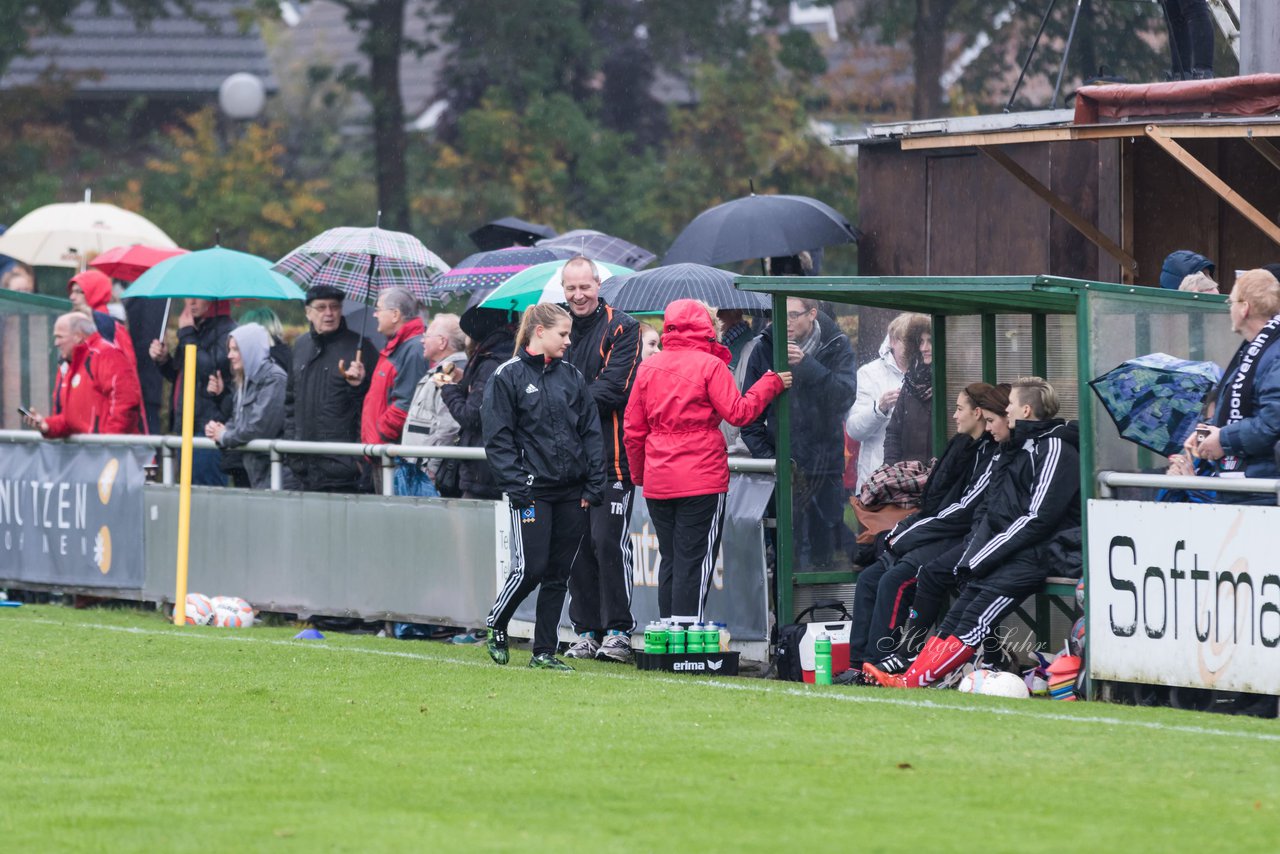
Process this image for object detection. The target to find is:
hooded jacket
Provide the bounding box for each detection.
[441,325,517,498]
[1159,250,1214,291]
[157,305,236,434]
[565,298,641,484]
[284,317,378,491]
[885,434,998,556]
[215,323,287,489]
[846,336,906,490]
[44,332,142,438]
[69,270,136,367]
[625,300,785,500]
[361,316,428,444]
[481,345,606,507]
[741,311,857,475]
[959,419,1081,593]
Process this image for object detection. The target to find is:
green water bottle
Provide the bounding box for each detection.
[667,623,686,654]
[644,621,667,654]
[687,623,705,654]
[701,624,719,653]
[814,633,833,685]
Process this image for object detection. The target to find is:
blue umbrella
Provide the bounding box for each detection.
[1089,353,1223,456]
[123,247,305,301]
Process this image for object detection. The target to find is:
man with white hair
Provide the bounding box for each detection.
[403,312,468,481]
[347,286,429,447]
[23,313,141,437]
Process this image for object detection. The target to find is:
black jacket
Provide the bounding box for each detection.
[959,419,1081,593]
[157,314,236,433]
[887,434,998,556]
[565,299,640,484]
[741,312,857,474]
[481,346,606,507]
[884,365,933,467]
[283,320,378,491]
[441,326,516,499]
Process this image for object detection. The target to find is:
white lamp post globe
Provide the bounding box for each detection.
[218,72,266,120]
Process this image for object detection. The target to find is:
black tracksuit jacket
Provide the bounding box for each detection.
[565,300,640,485]
[886,433,999,556]
[481,347,607,507]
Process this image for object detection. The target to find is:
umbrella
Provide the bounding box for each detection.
[469,217,557,251]
[535,229,656,269]
[89,244,189,282]
[431,245,578,295]
[0,198,177,268]
[272,226,449,304]
[477,259,632,312]
[123,247,306,301]
[1089,353,1223,456]
[662,193,860,266]
[597,263,770,314]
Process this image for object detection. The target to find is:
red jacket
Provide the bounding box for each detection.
[361,316,428,444]
[624,300,784,499]
[69,269,136,366]
[45,333,143,438]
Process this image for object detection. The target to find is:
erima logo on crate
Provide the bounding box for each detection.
[525,384,538,394]
[673,659,723,672]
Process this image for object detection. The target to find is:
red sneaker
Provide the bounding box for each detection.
[862,661,907,688]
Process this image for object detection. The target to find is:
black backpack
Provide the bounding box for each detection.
[775,599,852,682]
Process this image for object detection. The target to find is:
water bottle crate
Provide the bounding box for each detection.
[634,651,739,676]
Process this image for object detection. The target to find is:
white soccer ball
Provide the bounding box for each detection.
[210,596,255,628]
[958,668,1030,699]
[185,593,215,626]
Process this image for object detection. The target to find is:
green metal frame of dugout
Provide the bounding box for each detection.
[734,275,1232,631]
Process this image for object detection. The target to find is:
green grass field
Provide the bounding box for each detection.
[1,604,1276,852]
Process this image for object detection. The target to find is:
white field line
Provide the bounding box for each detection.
[14,617,1280,745]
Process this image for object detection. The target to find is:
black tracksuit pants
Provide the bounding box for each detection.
[848,538,954,666]
[488,496,588,656]
[906,542,969,641]
[937,552,1043,648]
[569,481,636,634]
[647,492,726,622]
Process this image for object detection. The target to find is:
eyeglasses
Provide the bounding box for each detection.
[786,310,813,321]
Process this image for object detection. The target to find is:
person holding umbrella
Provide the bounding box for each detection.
[624,300,790,624]
[481,303,606,672]
[558,256,644,664]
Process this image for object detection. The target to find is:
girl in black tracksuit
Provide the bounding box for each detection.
[481,303,606,671]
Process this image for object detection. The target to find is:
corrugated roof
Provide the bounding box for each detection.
[0,1,277,97]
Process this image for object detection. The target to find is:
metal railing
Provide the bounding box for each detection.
[1097,470,1280,505]
[0,429,776,496]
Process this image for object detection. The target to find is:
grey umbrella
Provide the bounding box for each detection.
[536,229,656,269]
[662,193,860,266]
[597,263,770,314]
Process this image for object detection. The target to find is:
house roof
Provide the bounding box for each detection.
[0,1,277,99]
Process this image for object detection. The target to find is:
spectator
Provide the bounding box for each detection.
[122,294,166,436]
[1189,268,1280,503]
[866,377,1080,689]
[846,313,925,491]
[1159,249,1214,291]
[624,299,789,624]
[403,313,467,484]
[284,285,378,493]
[717,309,753,370]
[1179,271,1219,294]
[440,311,517,499]
[68,270,134,361]
[844,383,1008,683]
[742,297,857,568]
[238,306,292,373]
[347,287,428,449]
[559,256,643,664]
[3,263,35,293]
[1164,0,1214,80]
[883,315,934,466]
[22,313,141,437]
[481,303,606,672]
[204,324,287,490]
[149,298,236,486]
[639,322,661,361]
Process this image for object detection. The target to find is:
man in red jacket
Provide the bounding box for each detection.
[23,313,142,437]
[346,287,429,447]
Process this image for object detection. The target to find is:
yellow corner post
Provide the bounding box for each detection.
[172,344,197,626]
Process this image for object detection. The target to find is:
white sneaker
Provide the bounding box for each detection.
[564,635,600,659]
[596,632,634,664]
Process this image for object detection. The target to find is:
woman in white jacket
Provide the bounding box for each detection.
[844,313,926,490]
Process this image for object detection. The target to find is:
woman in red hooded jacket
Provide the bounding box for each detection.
[624,299,791,624]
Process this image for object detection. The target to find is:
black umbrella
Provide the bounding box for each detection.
[597,263,770,314]
[662,193,860,266]
[468,217,558,251]
[459,305,520,341]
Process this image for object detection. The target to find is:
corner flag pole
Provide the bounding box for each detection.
[172,344,197,626]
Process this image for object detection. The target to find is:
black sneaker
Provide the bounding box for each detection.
[834,668,870,686]
[877,653,908,675]
[486,627,509,665]
[528,653,574,671]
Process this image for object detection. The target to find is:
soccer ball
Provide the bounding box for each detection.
[185,593,215,626]
[957,668,1030,699]
[210,596,255,628]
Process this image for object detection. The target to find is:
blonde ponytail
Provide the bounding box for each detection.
[514,303,572,356]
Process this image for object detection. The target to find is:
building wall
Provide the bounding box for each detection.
[1241,0,1280,75]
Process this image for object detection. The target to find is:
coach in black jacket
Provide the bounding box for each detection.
[283,286,378,492]
[559,256,643,663]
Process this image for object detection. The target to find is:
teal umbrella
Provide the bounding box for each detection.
[476,259,631,312]
[122,247,306,301]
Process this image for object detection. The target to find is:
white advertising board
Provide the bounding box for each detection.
[1087,500,1280,695]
